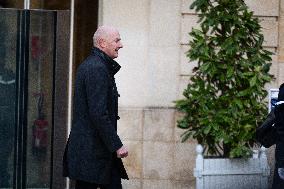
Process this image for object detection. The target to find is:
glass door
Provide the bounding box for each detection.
[25,10,55,188]
[0,8,70,189]
[0,8,17,189]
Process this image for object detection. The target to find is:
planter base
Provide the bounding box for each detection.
[194,145,270,189]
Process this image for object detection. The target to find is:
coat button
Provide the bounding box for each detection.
[118,94,120,97]
[117,116,120,120]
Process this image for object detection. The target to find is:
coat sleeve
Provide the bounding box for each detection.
[85,64,123,153]
[256,109,275,141]
[275,104,284,167]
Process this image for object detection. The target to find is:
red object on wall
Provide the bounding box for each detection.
[33,119,48,149]
[31,36,40,60]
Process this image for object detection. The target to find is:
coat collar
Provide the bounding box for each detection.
[92,47,121,75]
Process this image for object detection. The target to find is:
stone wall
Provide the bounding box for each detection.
[99,0,283,188]
[118,108,196,189]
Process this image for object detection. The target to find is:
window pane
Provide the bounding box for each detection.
[25,11,54,188]
[0,9,17,188]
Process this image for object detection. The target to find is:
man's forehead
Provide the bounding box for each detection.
[110,31,121,40]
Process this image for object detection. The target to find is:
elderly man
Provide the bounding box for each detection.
[63,26,128,189]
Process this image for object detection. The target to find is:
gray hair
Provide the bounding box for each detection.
[93,26,118,47]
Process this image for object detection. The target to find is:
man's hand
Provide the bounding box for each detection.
[116,146,128,158]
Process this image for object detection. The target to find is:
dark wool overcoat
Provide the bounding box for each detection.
[275,103,284,167]
[272,84,284,189]
[276,84,284,168]
[63,47,128,184]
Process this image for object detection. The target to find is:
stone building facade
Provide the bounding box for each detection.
[98,0,284,188]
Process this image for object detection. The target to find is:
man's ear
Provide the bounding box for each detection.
[98,38,107,48]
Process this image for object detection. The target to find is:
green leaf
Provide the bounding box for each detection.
[203,124,211,135]
[227,67,234,78]
[249,75,257,87]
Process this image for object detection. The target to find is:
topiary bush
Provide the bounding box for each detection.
[175,0,274,158]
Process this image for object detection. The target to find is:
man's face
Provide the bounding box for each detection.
[103,31,123,59]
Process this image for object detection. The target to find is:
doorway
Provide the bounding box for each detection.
[73,0,99,70]
[0,8,70,189]
[0,1,99,188]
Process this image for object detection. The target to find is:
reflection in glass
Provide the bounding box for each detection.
[25,11,54,188]
[0,9,17,188]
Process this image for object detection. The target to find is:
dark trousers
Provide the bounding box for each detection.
[75,166,122,189]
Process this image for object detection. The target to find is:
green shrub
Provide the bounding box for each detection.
[175,0,273,158]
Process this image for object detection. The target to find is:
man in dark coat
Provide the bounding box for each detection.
[63,26,128,189]
[272,83,284,189]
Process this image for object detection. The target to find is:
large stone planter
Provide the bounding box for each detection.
[194,145,270,189]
